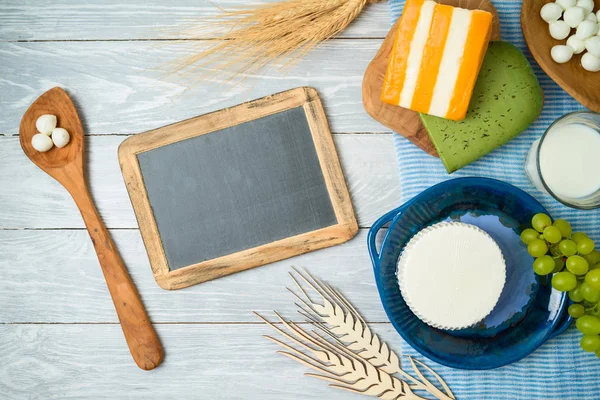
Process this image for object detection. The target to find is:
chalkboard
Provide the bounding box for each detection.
[119,87,357,290]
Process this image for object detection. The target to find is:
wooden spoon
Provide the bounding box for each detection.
[362,0,501,156]
[522,0,600,112]
[20,87,163,371]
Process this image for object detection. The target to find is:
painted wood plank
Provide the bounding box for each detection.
[0,228,392,323]
[0,0,391,41]
[0,323,410,399]
[0,134,401,229]
[0,40,388,135]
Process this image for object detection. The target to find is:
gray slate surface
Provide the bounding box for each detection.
[137,106,337,270]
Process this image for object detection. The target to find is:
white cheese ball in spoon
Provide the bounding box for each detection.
[51,128,70,148]
[31,133,54,152]
[35,114,57,135]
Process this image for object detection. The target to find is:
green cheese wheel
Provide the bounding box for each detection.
[420,41,543,173]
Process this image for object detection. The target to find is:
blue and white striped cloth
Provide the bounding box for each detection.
[386,0,600,398]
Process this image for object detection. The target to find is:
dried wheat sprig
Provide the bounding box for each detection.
[256,311,421,399]
[171,0,383,82]
[286,268,454,400]
[254,270,456,400]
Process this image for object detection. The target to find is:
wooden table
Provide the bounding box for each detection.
[0,1,405,398]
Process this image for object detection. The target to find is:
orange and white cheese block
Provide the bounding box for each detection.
[381,0,493,121]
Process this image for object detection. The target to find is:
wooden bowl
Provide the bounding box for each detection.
[362,0,501,157]
[522,0,600,112]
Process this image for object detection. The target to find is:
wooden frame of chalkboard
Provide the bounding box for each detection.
[118,87,357,290]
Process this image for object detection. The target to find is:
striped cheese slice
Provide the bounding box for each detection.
[381,0,492,121]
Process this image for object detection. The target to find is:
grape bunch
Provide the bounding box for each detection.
[521,213,600,358]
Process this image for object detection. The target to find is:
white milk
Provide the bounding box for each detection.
[538,124,600,199]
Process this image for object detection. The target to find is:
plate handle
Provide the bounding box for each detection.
[367,204,407,273]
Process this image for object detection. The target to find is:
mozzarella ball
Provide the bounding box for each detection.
[577,0,595,13]
[35,114,57,135]
[51,128,70,148]
[551,45,575,63]
[564,6,586,27]
[567,35,587,53]
[586,36,600,56]
[576,20,598,39]
[556,0,577,9]
[550,20,572,39]
[585,12,597,22]
[597,9,600,21]
[31,133,54,152]
[541,2,564,21]
[582,52,600,71]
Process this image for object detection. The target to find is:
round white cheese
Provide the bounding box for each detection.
[577,0,595,13]
[549,20,571,40]
[585,12,597,23]
[541,2,563,22]
[51,127,71,148]
[563,6,585,28]
[556,0,577,10]
[567,35,586,54]
[551,45,574,63]
[577,20,599,39]
[31,133,54,152]
[397,222,506,330]
[582,52,600,71]
[35,114,57,135]
[586,36,600,56]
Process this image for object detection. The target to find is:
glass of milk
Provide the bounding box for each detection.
[525,111,600,209]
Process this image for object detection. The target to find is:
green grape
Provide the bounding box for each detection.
[528,239,549,258]
[580,335,600,352]
[585,269,600,291]
[553,219,572,238]
[581,282,600,303]
[520,228,540,244]
[577,238,595,255]
[590,263,600,271]
[583,250,600,266]
[532,213,552,233]
[596,349,600,358]
[533,255,556,275]
[569,303,586,318]
[572,232,589,244]
[576,315,600,335]
[559,240,578,256]
[569,285,585,302]
[543,226,562,244]
[552,271,578,292]
[566,255,589,275]
[553,257,566,273]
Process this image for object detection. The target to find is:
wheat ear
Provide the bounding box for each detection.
[171,0,384,82]
[255,311,423,399]
[286,268,454,400]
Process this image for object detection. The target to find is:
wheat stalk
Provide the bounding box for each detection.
[171,0,384,82]
[256,312,413,399]
[288,268,454,400]
[255,269,455,400]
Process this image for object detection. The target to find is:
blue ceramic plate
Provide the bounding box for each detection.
[368,178,571,370]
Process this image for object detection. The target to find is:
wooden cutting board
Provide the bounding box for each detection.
[362,0,502,157]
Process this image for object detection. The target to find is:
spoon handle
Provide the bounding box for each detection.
[72,188,163,370]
